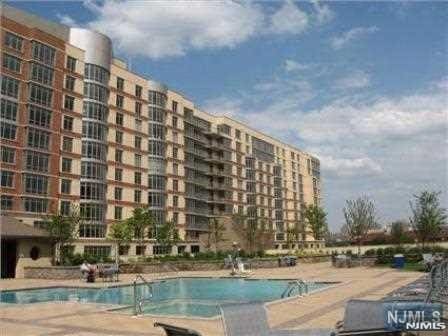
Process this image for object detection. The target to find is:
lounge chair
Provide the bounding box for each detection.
[220,302,332,336]
[154,322,202,336]
[98,263,119,282]
[236,258,252,275]
[334,299,400,335]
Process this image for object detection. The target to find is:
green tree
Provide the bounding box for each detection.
[108,220,133,263]
[156,220,180,255]
[342,197,379,256]
[127,207,154,249]
[206,217,227,253]
[304,204,328,241]
[389,220,409,246]
[232,208,274,254]
[46,206,80,264]
[410,191,446,248]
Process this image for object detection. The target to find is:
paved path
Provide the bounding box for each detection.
[0,263,425,335]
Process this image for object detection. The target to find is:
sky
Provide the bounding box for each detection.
[9,0,448,231]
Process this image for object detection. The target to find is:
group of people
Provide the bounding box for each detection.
[80,261,96,282]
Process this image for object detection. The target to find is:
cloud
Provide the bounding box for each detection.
[318,155,383,177]
[269,0,309,35]
[283,59,310,72]
[330,26,379,50]
[312,0,335,25]
[61,0,333,59]
[334,70,371,90]
[57,14,78,26]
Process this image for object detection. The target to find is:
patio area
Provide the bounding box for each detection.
[0,262,429,335]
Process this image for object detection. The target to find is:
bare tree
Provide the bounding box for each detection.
[343,197,379,255]
[389,220,409,246]
[410,191,446,248]
[206,217,227,253]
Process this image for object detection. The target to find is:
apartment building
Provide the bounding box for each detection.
[0,4,322,262]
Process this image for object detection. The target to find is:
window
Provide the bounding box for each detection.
[60,201,71,216]
[134,189,141,203]
[114,206,123,220]
[27,128,50,149]
[148,124,165,139]
[29,83,52,107]
[83,102,107,122]
[61,158,72,173]
[64,96,74,111]
[30,63,54,86]
[84,83,108,103]
[84,246,111,258]
[1,76,19,98]
[173,179,178,192]
[0,195,13,210]
[135,136,141,149]
[172,101,178,113]
[135,85,142,98]
[28,105,52,128]
[4,32,23,51]
[79,204,105,222]
[1,99,18,121]
[173,163,178,175]
[172,147,178,159]
[119,245,129,255]
[115,149,123,163]
[172,116,178,128]
[148,175,165,190]
[115,168,122,181]
[148,192,165,207]
[0,122,16,140]
[80,182,106,200]
[135,101,142,117]
[31,41,55,65]
[134,171,142,185]
[24,151,49,172]
[82,121,107,141]
[66,56,76,72]
[173,212,178,224]
[65,76,75,91]
[134,153,142,167]
[1,171,14,187]
[148,91,166,106]
[136,245,146,256]
[63,116,73,131]
[2,53,21,72]
[115,130,123,144]
[173,195,178,208]
[173,131,178,143]
[149,107,165,122]
[62,136,73,152]
[116,77,124,91]
[23,197,48,213]
[61,179,71,194]
[1,146,15,163]
[135,118,142,131]
[84,64,109,85]
[23,174,48,195]
[114,187,122,200]
[116,112,123,126]
[116,95,124,108]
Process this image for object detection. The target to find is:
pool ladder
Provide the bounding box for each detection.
[281,280,308,298]
[133,274,153,316]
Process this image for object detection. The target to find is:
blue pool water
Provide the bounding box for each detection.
[0,278,330,317]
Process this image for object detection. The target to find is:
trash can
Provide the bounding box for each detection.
[394,254,405,269]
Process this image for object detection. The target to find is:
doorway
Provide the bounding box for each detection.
[1,239,17,278]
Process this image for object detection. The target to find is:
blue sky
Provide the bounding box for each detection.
[10,1,448,230]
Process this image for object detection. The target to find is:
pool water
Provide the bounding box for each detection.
[0,278,330,317]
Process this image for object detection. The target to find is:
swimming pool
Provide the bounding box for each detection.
[0,278,331,317]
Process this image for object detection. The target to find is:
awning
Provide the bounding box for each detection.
[0,216,50,238]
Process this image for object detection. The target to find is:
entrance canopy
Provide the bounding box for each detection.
[0,216,49,239]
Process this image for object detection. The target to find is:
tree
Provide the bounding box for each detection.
[46,206,80,265]
[389,220,409,246]
[127,207,154,248]
[108,220,133,263]
[342,197,379,256]
[206,217,227,253]
[286,227,298,252]
[304,204,328,241]
[232,208,274,254]
[410,191,446,248]
[156,220,180,255]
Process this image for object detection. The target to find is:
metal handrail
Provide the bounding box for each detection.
[133,274,153,315]
[281,279,308,298]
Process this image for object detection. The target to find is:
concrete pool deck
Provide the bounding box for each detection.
[0,262,442,336]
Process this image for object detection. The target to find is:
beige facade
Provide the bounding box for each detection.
[0,4,322,265]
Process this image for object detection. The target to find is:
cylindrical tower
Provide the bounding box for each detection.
[69,28,112,238]
[147,80,168,235]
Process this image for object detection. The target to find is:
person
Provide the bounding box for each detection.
[230,242,239,275]
[80,261,91,280]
